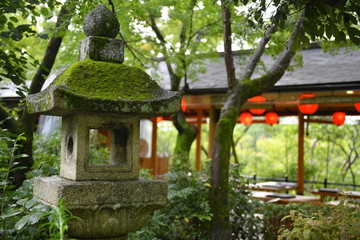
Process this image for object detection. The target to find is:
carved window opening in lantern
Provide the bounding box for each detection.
[298,93,318,114]
[88,126,130,166]
[89,129,110,165]
[332,112,346,126]
[248,96,266,115]
[265,112,278,125]
[240,112,253,125]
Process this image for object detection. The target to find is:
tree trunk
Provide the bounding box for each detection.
[171,111,198,168]
[209,3,305,238]
[149,12,199,167]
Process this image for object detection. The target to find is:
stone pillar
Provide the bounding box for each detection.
[27,5,181,240]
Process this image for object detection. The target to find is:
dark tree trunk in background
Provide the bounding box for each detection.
[2,1,73,187]
[149,13,199,167]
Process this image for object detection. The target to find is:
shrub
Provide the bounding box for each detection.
[0,128,75,240]
[130,164,266,240]
[278,199,360,240]
[130,169,212,240]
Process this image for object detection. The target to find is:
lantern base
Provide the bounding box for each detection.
[33,176,167,239]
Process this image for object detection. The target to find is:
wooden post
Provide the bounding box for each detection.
[297,113,305,195]
[196,109,203,171]
[208,106,219,159]
[151,118,158,176]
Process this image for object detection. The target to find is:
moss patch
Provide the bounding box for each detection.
[53,60,160,101]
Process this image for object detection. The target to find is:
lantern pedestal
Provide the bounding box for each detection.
[34,176,167,239]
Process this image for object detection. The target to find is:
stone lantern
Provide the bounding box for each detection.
[27,5,180,240]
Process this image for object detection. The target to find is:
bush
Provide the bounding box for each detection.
[0,128,75,240]
[278,199,360,240]
[130,169,212,240]
[130,164,267,240]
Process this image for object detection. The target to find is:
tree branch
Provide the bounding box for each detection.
[238,10,306,100]
[29,0,72,94]
[185,0,198,48]
[240,24,276,80]
[221,0,236,91]
[118,32,146,68]
[148,14,181,90]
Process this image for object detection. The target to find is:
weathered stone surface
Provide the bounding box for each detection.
[34,176,167,238]
[79,36,124,63]
[26,60,181,117]
[60,114,139,181]
[83,5,119,38]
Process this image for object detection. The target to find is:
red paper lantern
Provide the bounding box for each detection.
[248,96,266,115]
[332,112,346,126]
[265,112,278,125]
[298,93,318,114]
[239,112,253,125]
[156,117,163,123]
[354,103,360,112]
[181,98,187,112]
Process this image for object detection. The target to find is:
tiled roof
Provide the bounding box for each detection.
[156,47,360,92]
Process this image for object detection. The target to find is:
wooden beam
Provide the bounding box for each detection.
[301,95,360,104]
[241,102,275,110]
[196,109,203,171]
[305,119,333,124]
[297,113,305,195]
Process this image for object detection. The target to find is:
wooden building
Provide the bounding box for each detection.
[145,46,360,194]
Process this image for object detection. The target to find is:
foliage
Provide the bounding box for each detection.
[0,0,61,95]
[229,164,263,240]
[0,128,75,240]
[130,168,213,240]
[31,130,61,177]
[278,199,360,240]
[130,164,278,240]
[0,126,27,197]
[42,199,79,240]
[262,202,328,240]
[231,122,360,189]
[232,0,360,47]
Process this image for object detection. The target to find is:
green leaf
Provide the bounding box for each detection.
[335,31,346,43]
[40,7,49,16]
[9,17,18,23]
[300,34,310,47]
[15,212,44,230]
[25,197,38,209]
[325,25,332,39]
[348,27,360,37]
[344,13,357,25]
[1,209,22,219]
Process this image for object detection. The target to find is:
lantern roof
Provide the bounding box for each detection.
[26,5,180,117]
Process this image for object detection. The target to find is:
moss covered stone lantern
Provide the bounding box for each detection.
[27,5,180,240]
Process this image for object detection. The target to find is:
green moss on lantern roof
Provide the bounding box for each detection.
[53,59,160,101]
